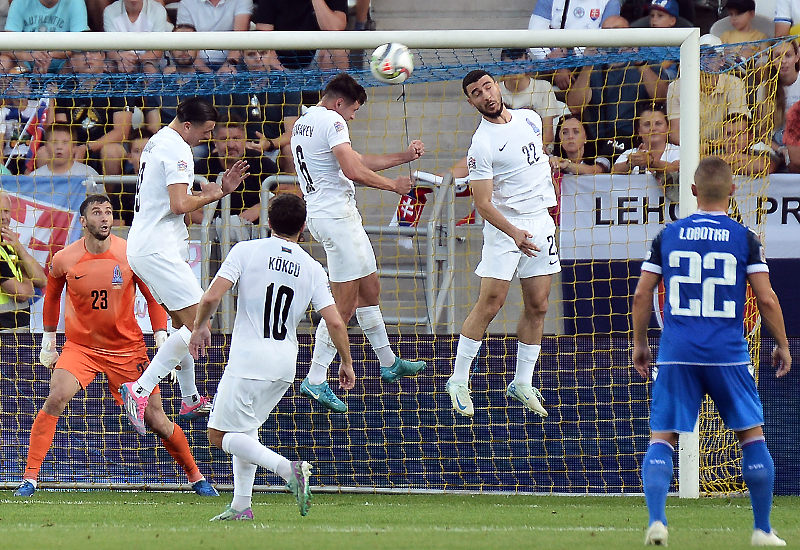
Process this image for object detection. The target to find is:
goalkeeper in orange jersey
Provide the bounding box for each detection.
[13,194,218,498]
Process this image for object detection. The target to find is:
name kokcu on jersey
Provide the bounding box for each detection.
[269,256,301,277]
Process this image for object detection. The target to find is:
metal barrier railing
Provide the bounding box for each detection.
[92,174,456,334]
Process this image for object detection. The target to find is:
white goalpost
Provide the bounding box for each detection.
[0,28,703,495]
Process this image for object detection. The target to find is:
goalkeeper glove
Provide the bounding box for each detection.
[154,330,168,348]
[40,331,59,369]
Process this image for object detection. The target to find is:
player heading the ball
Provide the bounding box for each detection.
[190,193,354,521]
[446,70,559,418]
[633,157,791,547]
[121,97,250,435]
[290,72,426,413]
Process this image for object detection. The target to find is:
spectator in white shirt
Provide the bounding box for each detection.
[103,0,172,73]
[176,0,253,73]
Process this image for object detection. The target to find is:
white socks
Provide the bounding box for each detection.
[306,363,329,386]
[221,432,292,482]
[310,306,396,380]
[513,342,541,385]
[231,455,257,511]
[310,320,338,379]
[176,352,200,405]
[134,326,192,396]
[450,334,482,383]
[230,429,259,511]
[356,306,395,368]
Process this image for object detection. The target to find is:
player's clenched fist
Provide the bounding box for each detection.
[394,176,413,195]
[406,140,425,161]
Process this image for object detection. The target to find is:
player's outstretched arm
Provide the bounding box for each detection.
[332,143,413,195]
[471,178,539,257]
[189,276,234,360]
[318,304,355,390]
[359,140,425,172]
[632,271,660,379]
[748,271,792,377]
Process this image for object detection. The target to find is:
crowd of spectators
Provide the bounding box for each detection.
[0,0,799,232]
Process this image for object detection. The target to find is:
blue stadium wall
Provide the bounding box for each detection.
[1,334,797,495]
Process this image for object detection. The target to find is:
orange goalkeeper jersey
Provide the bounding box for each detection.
[43,234,168,355]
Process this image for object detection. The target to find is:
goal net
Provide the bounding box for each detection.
[0,29,781,494]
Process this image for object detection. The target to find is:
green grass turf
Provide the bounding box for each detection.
[0,492,797,550]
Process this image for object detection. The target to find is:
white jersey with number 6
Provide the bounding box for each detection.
[127,127,194,257]
[215,236,335,382]
[291,105,357,219]
[467,108,557,217]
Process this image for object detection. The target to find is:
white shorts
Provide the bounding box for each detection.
[475,212,561,281]
[307,211,377,283]
[208,374,291,433]
[128,251,203,312]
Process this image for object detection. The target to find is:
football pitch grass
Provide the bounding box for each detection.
[0,492,797,550]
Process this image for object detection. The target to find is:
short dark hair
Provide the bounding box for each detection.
[268,193,306,237]
[79,194,112,217]
[323,73,367,106]
[45,123,76,142]
[726,0,756,13]
[176,97,219,126]
[173,23,197,32]
[500,48,528,61]
[462,70,493,96]
[213,110,246,135]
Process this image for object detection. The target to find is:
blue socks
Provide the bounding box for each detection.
[642,439,674,526]
[741,437,774,533]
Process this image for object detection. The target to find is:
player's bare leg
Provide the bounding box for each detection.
[144,393,218,497]
[506,275,551,417]
[447,277,509,417]
[14,369,81,497]
[121,304,210,434]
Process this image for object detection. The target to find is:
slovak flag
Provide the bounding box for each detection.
[23,98,49,174]
[393,186,434,226]
[390,171,476,229]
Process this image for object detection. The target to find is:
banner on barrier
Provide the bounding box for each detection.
[559,174,800,260]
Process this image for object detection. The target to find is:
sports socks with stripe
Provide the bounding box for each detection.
[642,439,674,526]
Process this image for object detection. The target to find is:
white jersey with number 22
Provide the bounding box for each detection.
[467,109,557,217]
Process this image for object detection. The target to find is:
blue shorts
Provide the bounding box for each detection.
[650,363,764,433]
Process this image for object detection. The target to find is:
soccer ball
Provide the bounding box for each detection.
[370,43,414,84]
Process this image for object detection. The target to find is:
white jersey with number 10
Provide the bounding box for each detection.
[214,236,335,382]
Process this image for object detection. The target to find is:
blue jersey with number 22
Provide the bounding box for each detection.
[641,211,768,366]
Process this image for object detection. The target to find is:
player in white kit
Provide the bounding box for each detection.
[120,97,250,435]
[189,193,354,521]
[446,71,560,418]
[290,73,426,413]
